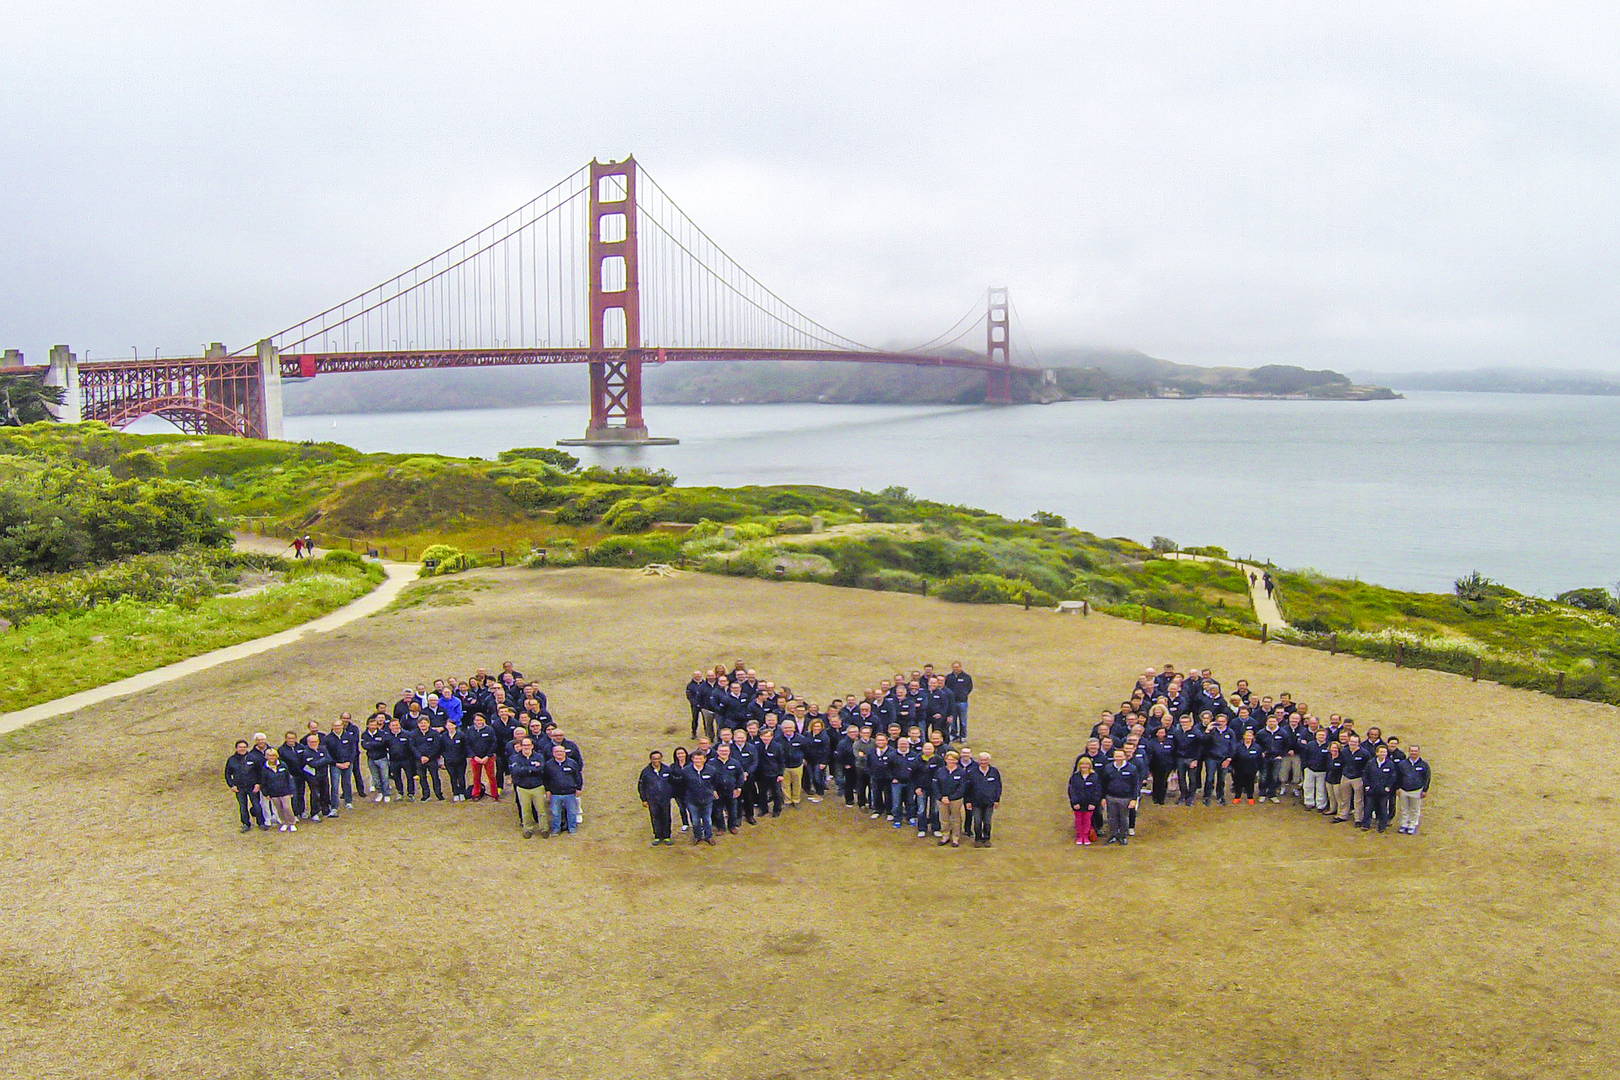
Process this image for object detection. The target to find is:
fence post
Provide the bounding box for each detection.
[1082,599,1089,616]
[1472,657,1481,682]
[499,549,506,567]
[1140,604,1147,625]
[921,578,929,597]
[1396,642,1405,668]
[1204,615,1212,632]
[1261,624,1268,644]
[1023,592,1030,611]
[1556,671,1566,697]
[1329,632,1338,656]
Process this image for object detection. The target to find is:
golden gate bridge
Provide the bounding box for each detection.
[4,157,1044,445]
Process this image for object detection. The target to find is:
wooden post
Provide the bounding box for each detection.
[1396,642,1405,668]
[1556,671,1566,697]
[1329,632,1338,656]
[1472,657,1481,682]
[1140,603,1147,625]
[1261,624,1268,644]
[499,549,506,567]
[1204,615,1213,632]
[921,578,929,597]
[1082,599,1089,616]
[1023,592,1031,611]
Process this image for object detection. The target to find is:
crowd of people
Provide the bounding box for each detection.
[651,660,1002,846]
[223,663,589,838]
[1067,663,1434,846]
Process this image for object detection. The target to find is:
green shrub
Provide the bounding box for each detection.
[938,573,1055,607]
[417,543,480,577]
[321,549,365,569]
[774,514,814,534]
[861,568,925,593]
[603,498,656,533]
[577,465,674,487]
[497,447,579,471]
[585,533,681,567]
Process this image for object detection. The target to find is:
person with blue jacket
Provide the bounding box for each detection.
[463,713,500,801]
[1395,747,1432,834]
[754,727,785,818]
[887,738,917,830]
[298,733,335,821]
[1147,727,1176,806]
[1067,756,1102,846]
[508,737,548,838]
[711,743,747,835]
[638,751,677,845]
[1231,728,1264,804]
[778,719,809,809]
[682,750,719,845]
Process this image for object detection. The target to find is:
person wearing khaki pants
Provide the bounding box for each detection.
[934,750,966,847]
[1336,735,1370,824]
[508,739,549,838]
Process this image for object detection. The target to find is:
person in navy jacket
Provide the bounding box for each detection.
[225,741,266,832]
[1201,716,1236,806]
[360,715,393,803]
[1231,728,1264,804]
[463,714,500,801]
[711,743,747,834]
[260,749,299,833]
[1395,747,1432,834]
[1172,715,1205,806]
[542,745,584,835]
[324,713,363,809]
[681,751,719,845]
[638,751,677,844]
[1099,748,1140,845]
[1067,757,1102,846]
[298,732,335,821]
[1361,745,1399,832]
[440,720,469,801]
[685,672,709,740]
[963,752,1003,847]
[944,662,973,739]
[407,717,445,802]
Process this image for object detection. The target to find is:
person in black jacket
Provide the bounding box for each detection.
[1099,748,1140,845]
[711,743,747,835]
[944,661,973,740]
[682,751,719,845]
[685,672,708,740]
[384,718,415,800]
[464,714,499,801]
[963,752,1003,847]
[1361,745,1398,832]
[542,745,584,835]
[298,733,335,821]
[225,741,266,832]
[1146,728,1176,806]
[1172,715,1204,807]
[755,728,785,818]
[508,737,548,838]
[325,713,363,808]
[361,716,394,802]
[408,717,445,802]
[1395,747,1432,834]
[638,751,677,845]
[1231,729,1264,804]
[440,720,469,801]
[1067,757,1102,846]
[669,747,692,832]
[1201,716,1236,806]
[261,749,298,832]
[276,731,308,818]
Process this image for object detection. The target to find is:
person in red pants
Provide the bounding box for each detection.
[1068,757,1103,846]
[463,713,500,800]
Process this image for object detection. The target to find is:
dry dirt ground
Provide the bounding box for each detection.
[1,567,1617,1080]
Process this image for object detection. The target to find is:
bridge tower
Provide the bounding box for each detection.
[984,286,1013,404]
[563,156,677,446]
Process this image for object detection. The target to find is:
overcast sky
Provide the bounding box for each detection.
[4,1,1618,371]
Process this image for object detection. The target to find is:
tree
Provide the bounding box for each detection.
[0,376,65,426]
[1030,510,1068,529]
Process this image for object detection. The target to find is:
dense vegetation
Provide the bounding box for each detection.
[3,422,1614,705]
[0,426,385,707]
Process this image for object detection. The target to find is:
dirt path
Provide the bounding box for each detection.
[0,550,413,738]
[1167,550,1288,628]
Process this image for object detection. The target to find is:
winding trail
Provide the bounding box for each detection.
[0,545,415,738]
[1165,551,1288,629]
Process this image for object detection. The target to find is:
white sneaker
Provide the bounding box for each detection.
[1128,827,1136,835]
[869,813,880,819]
[680,824,689,832]
[311,814,322,822]
[345,802,354,809]
[916,830,926,838]
[289,824,298,832]
[383,795,392,803]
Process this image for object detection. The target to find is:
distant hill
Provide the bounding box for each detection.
[282,348,1395,416]
[1356,367,1620,395]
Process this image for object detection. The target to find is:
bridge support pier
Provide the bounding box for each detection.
[254,339,285,440]
[984,287,1014,404]
[46,345,83,422]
